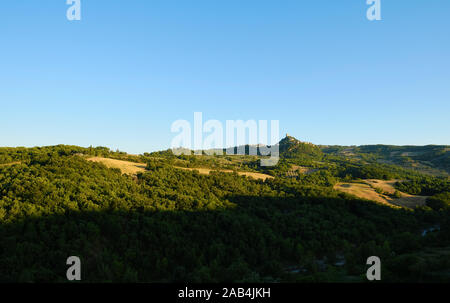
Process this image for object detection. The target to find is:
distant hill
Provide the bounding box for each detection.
[192,135,323,160]
[174,134,449,177]
[321,144,450,176]
[277,135,323,159]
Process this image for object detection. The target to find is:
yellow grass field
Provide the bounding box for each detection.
[85,157,274,181]
[334,179,428,209]
[364,179,397,194]
[87,157,147,175]
[175,167,274,181]
[334,182,393,206]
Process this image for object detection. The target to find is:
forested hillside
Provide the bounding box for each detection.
[0,142,449,282]
[321,144,450,176]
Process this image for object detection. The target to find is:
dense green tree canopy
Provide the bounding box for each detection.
[0,144,449,282]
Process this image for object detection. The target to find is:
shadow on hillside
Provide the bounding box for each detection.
[0,194,445,283]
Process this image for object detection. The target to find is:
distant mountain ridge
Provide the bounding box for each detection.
[321,143,450,176]
[277,135,323,159]
[172,134,449,176]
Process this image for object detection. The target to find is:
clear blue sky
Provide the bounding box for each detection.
[1,0,449,153]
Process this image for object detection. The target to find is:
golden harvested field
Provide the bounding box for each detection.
[87,157,147,175]
[364,179,399,194]
[334,179,428,209]
[174,167,274,181]
[334,182,395,207]
[365,179,428,208]
[85,157,274,181]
